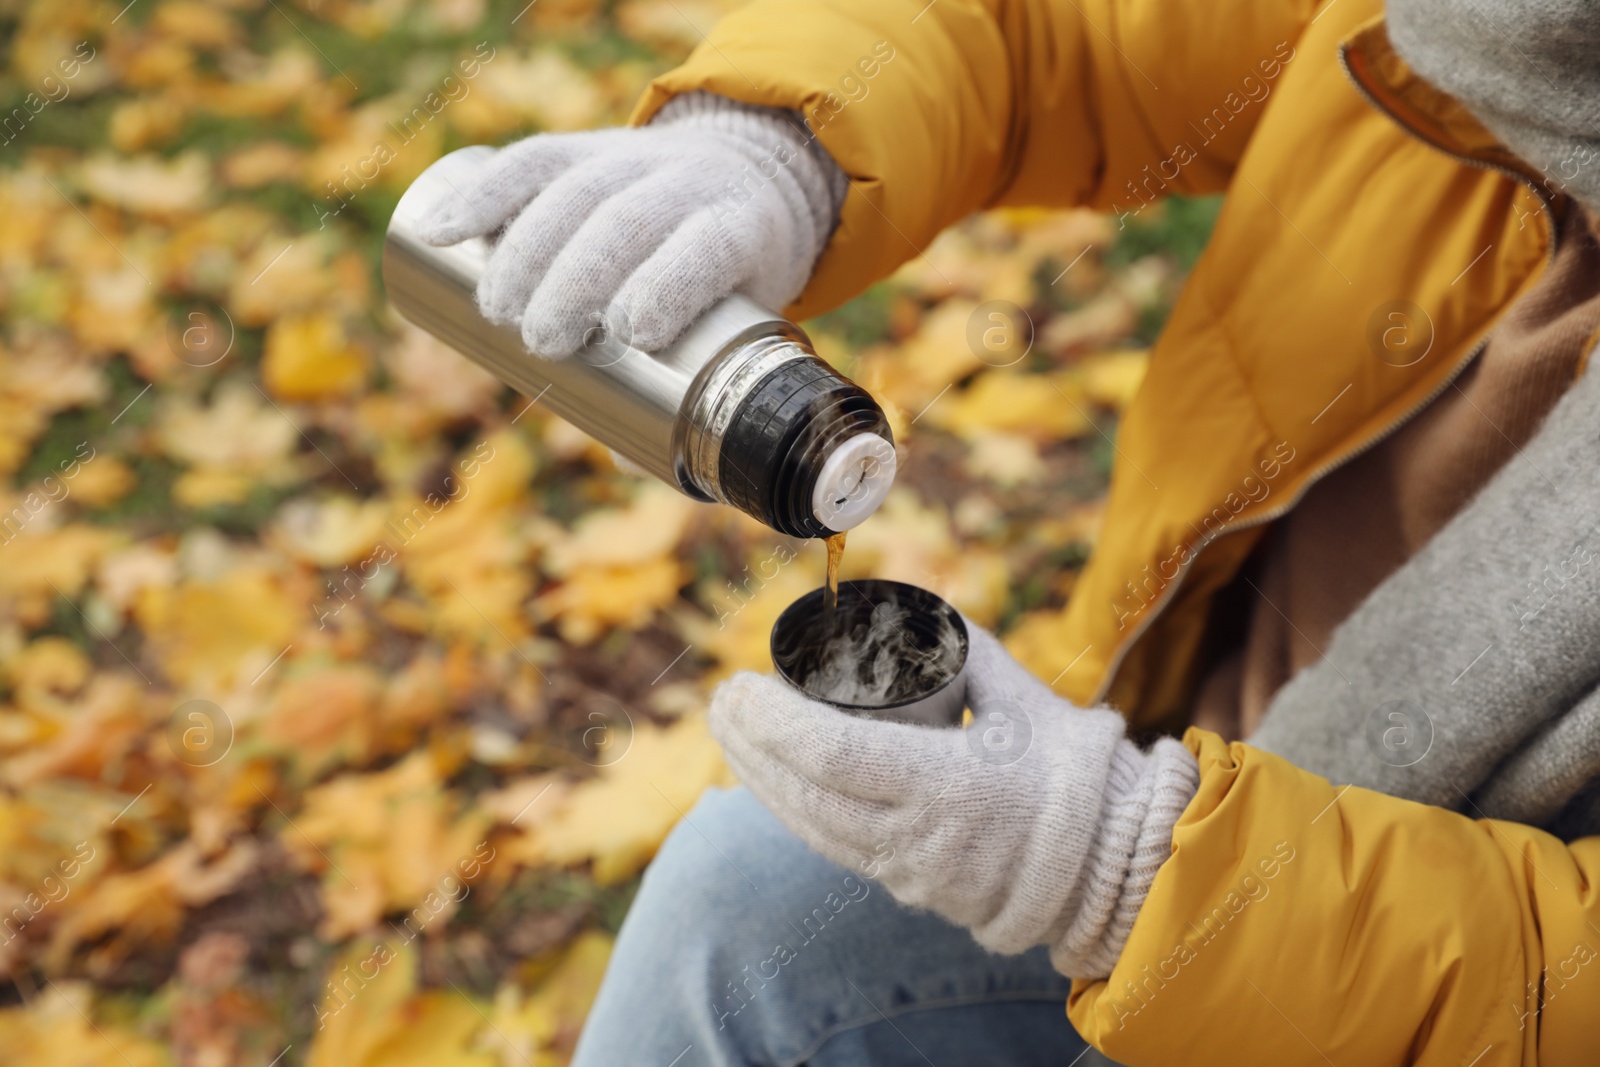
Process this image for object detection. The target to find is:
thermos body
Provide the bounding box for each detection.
[383,146,897,538]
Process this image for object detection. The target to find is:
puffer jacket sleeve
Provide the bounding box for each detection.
[629,0,1318,318]
[1068,729,1600,1066]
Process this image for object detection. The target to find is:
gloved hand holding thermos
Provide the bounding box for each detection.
[383,92,895,538]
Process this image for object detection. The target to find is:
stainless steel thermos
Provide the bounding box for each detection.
[383,146,897,538]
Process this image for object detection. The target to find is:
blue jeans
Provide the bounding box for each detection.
[572,786,1110,1066]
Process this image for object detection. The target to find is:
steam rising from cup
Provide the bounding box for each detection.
[771,579,968,726]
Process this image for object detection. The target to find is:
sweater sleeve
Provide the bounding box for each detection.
[629,0,1319,318]
[1051,735,1199,978]
[1068,729,1600,1066]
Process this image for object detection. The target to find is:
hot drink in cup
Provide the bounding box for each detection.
[770,579,968,726]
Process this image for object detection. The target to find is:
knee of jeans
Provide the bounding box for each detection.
[636,785,782,905]
[584,787,853,1061]
[624,785,843,958]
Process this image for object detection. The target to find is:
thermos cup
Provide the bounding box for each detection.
[770,579,969,726]
[383,146,897,538]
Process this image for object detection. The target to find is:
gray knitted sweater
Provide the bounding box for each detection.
[1388,0,1600,210]
[1250,0,1600,840]
[1251,355,1600,840]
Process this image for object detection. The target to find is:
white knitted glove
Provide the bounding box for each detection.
[416,92,848,357]
[709,622,1200,978]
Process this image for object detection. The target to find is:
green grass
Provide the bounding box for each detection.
[1107,193,1223,272]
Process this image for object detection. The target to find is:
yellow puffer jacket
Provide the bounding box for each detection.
[634,0,1600,1062]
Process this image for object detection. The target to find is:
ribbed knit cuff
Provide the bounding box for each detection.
[1050,736,1200,978]
[648,90,849,245]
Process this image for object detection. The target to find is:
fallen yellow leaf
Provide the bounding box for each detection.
[1080,348,1150,411]
[0,525,117,626]
[47,840,258,971]
[478,49,605,132]
[964,431,1047,486]
[282,751,493,939]
[227,236,367,327]
[2,637,91,703]
[70,266,156,353]
[858,299,985,415]
[219,142,307,189]
[510,715,732,884]
[925,368,1093,441]
[256,663,382,777]
[530,556,685,645]
[135,569,301,688]
[155,381,299,477]
[262,313,369,401]
[307,938,497,1067]
[481,930,613,1061]
[77,151,211,217]
[171,467,254,509]
[0,982,167,1067]
[66,457,136,508]
[542,483,694,576]
[272,495,392,568]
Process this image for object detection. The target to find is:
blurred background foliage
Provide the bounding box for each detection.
[0,0,1217,1061]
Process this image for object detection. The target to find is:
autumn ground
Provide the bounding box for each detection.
[0,0,1216,1062]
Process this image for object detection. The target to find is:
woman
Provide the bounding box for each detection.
[421,0,1600,1061]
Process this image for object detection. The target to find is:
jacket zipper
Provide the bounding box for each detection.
[1087,45,1561,707]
